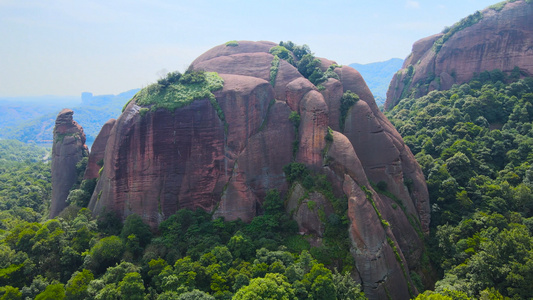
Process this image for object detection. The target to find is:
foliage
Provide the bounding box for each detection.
[0,140,48,166]
[339,91,360,131]
[225,40,239,47]
[434,11,483,53]
[276,41,340,87]
[386,74,533,297]
[270,56,280,86]
[35,284,65,300]
[297,54,326,86]
[269,46,292,61]
[135,71,224,112]
[233,273,296,300]
[85,236,125,275]
[0,285,21,300]
[279,41,311,61]
[118,272,145,300]
[0,119,370,299]
[65,269,93,300]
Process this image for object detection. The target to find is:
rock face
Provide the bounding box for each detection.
[84,119,115,180]
[50,109,88,218]
[386,0,533,110]
[86,41,429,299]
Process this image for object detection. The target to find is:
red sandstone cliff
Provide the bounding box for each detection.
[386,0,533,110]
[84,118,115,180]
[50,109,88,218]
[86,41,429,299]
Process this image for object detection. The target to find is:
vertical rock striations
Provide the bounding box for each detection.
[86,41,429,299]
[50,109,88,218]
[386,0,533,110]
[84,119,115,180]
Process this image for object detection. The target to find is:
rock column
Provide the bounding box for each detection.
[50,109,88,218]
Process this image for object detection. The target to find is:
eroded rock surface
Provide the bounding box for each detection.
[386,0,533,109]
[84,119,115,180]
[50,109,88,217]
[86,40,429,299]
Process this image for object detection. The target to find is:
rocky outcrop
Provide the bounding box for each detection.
[50,109,88,218]
[84,119,115,180]
[87,41,429,299]
[386,0,533,110]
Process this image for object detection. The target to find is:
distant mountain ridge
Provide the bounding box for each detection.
[0,89,139,146]
[349,58,404,105]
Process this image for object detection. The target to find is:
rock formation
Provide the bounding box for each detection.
[50,109,88,218]
[83,118,115,180]
[85,41,429,299]
[386,0,533,110]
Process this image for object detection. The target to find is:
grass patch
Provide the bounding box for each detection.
[225,40,239,47]
[135,71,224,112]
[339,91,359,132]
[270,56,280,86]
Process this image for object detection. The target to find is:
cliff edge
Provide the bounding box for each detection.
[83,41,429,299]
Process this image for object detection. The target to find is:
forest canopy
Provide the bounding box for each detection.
[386,71,533,298]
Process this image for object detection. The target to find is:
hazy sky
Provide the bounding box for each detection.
[1,0,499,97]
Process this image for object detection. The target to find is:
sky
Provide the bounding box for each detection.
[0,0,500,97]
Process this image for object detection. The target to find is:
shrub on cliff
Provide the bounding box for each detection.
[135,70,223,112]
[339,90,360,131]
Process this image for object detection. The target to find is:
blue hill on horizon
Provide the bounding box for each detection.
[349,58,404,106]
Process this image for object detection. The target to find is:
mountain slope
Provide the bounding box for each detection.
[386,0,533,110]
[57,41,430,299]
[385,72,533,299]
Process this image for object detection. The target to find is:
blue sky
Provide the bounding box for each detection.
[0,0,499,97]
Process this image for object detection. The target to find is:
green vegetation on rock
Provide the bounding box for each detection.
[225,40,239,47]
[275,41,340,87]
[135,70,224,112]
[339,91,360,132]
[270,55,281,86]
[434,11,483,53]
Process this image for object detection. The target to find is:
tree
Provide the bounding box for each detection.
[35,284,65,300]
[233,273,295,300]
[118,272,144,300]
[445,152,474,186]
[120,214,152,249]
[176,289,215,300]
[332,271,366,300]
[65,269,94,300]
[85,236,125,274]
[0,286,22,300]
[228,232,254,260]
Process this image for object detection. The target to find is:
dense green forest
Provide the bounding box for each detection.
[0,138,365,299]
[2,69,533,299]
[386,71,533,299]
